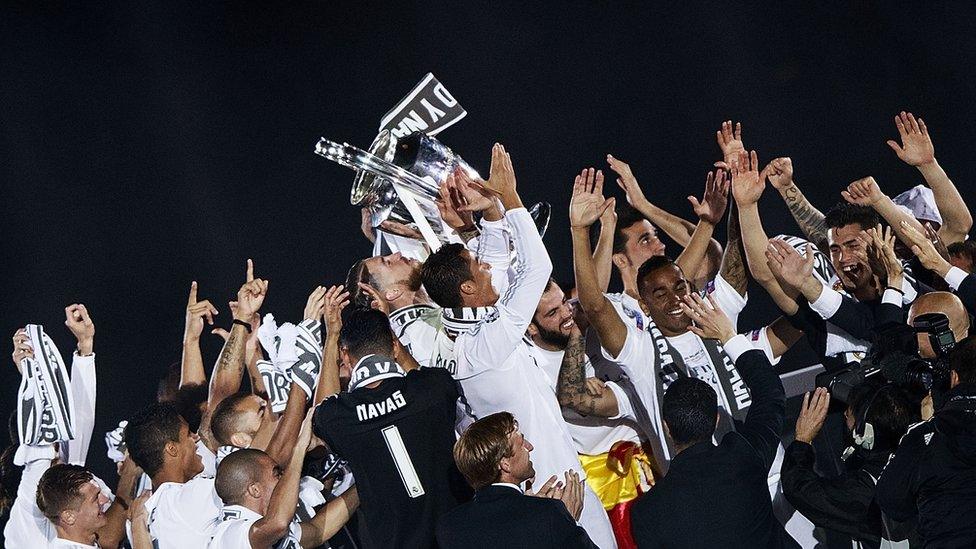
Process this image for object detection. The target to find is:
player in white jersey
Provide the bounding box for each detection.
[209,414,357,549]
[35,464,110,548]
[420,145,618,548]
[123,402,221,549]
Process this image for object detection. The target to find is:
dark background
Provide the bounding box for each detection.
[2,1,975,483]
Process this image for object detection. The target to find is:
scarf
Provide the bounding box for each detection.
[257,315,322,411]
[430,306,496,376]
[17,324,75,450]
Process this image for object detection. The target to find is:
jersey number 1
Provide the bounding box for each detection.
[381,425,426,498]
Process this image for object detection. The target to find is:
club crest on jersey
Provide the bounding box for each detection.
[356,390,408,421]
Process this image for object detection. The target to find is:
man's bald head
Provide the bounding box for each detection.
[214,448,274,506]
[908,292,970,359]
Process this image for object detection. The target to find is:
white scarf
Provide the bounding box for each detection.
[16,324,75,454]
[256,315,322,411]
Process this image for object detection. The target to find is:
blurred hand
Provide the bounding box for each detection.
[841,177,885,207]
[900,221,951,276]
[925,222,950,261]
[453,168,498,214]
[766,239,816,293]
[129,490,153,524]
[795,387,830,444]
[184,281,218,344]
[606,154,650,210]
[886,111,935,167]
[556,470,584,521]
[304,286,327,321]
[525,475,558,498]
[357,282,390,315]
[11,328,34,372]
[480,143,518,204]
[764,157,794,190]
[715,120,746,168]
[64,304,95,355]
[569,168,614,229]
[680,293,735,343]
[867,225,903,287]
[585,377,607,397]
[690,169,729,224]
[436,171,476,229]
[235,259,268,321]
[323,285,350,337]
[731,150,765,206]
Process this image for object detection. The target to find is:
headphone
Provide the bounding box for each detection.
[852,384,893,451]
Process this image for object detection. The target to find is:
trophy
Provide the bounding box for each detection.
[315,130,551,251]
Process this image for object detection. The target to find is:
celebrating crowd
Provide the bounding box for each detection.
[2,113,975,549]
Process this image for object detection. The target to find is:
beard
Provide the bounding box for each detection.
[535,323,571,349]
[402,267,423,292]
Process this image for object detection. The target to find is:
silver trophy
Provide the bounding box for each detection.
[315,131,550,250]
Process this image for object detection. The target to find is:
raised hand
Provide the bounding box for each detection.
[764,157,794,190]
[841,177,885,207]
[886,111,935,167]
[900,220,952,276]
[867,225,903,287]
[129,489,153,524]
[357,282,390,315]
[323,285,350,336]
[479,143,519,208]
[680,293,735,343]
[525,475,559,498]
[795,387,830,444]
[766,239,816,292]
[184,281,218,343]
[731,150,765,206]
[64,304,94,355]
[556,470,584,521]
[304,286,327,321]
[12,328,34,371]
[925,222,951,261]
[235,259,268,321]
[716,120,746,168]
[606,154,649,210]
[453,167,498,214]
[435,171,476,229]
[569,168,614,229]
[689,169,729,224]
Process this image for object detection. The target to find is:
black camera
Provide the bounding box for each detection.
[817,313,956,403]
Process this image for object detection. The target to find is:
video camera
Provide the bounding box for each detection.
[817,313,956,404]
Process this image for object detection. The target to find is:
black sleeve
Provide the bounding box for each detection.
[312,399,337,450]
[786,300,828,353]
[824,294,876,341]
[735,349,787,470]
[547,501,598,549]
[956,274,976,318]
[873,302,904,327]
[876,423,929,522]
[781,440,880,539]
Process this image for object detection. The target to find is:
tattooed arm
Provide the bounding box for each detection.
[766,158,829,252]
[556,329,621,417]
[199,260,268,451]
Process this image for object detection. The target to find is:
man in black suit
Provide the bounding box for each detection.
[436,411,597,549]
[630,293,799,549]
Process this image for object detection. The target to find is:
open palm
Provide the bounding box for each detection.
[570,168,613,228]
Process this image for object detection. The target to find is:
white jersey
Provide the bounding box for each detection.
[447,208,618,548]
[208,504,302,549]
[49,538,98,548]
[528,344,641,455]
[143,477,221,549]
[4,353,103,549]
[390,304,439,368]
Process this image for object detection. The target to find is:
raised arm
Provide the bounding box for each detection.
[180,282,217,387]
[250,412,313,549]
[315,285,348,404]
[842,176,926,248]
[570,168,627,358]
[608,154,723,284]
[63,304,97,465]
[887,111,972,244]
[199,259,268,451]
[676,169,729,289]
[765,157,829,252]
[556,328,621,417]
[300,487,360,547]
[736,158,799,314]
[593,203,617,293]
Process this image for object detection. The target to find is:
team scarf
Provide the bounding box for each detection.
[256,315,323,411]
[17,324,75,448]
[389,304,437,337]
[430,306,497,375]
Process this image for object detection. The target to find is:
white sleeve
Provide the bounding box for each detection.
[4,445,57,547]
[209,519,252,549]
[178,478,222,533]
[469,217,512,296]
[706,273,747,330]
[740,327,782,365]
[882,288,904,307]
[809,285,843,320]
[461,208,553,373]
[945,266,969,291]
[604,380,636,421]
[64,352,96,466]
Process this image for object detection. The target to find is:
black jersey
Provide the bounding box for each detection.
[313,367,463,549]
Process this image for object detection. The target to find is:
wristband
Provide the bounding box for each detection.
[885,286,905,295]
[233,319,253,333]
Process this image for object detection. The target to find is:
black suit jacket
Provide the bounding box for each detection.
[435,484,597,549]
[630,348,799,549]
